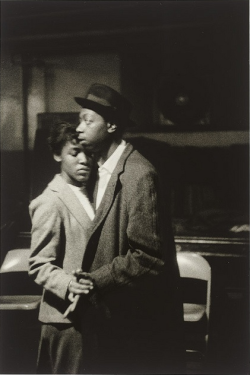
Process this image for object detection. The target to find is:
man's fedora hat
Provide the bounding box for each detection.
[74,83,135,127]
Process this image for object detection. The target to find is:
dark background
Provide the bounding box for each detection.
[1,1,249,374]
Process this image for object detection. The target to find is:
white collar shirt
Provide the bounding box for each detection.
[67,184,95,220]
[96,140,127,209]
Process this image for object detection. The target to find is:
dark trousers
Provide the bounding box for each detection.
[36,323,83,374]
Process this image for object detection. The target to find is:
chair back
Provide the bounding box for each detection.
[177,251,211,319]
[0,248,32,273]
[0,248,42,299]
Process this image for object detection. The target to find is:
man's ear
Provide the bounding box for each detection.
[53,154,62,162]
[107,122,117,133]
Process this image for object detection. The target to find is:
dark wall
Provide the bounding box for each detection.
[2,1,249,131]
[1,1,249,241]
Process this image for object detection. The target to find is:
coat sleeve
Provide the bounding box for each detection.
[89,168,165,293]
[28,194,72,300]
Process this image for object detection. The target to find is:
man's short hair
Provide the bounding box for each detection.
[48,122,78,155]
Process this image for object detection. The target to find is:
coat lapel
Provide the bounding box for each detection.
[48,174,92,230]
[87,143,134,239]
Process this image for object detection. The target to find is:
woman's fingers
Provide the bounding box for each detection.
[73,269,93,281]
[79,278,94,287]
[68,279,94,295]
[68,291,75,302]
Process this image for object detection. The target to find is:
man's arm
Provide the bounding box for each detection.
[89,168,165,293]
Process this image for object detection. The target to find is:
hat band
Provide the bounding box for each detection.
[87,94,112,107]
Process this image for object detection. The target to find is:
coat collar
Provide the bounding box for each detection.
[87,142,134,237]
[48,174,92,230]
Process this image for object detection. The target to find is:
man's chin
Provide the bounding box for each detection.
[80,141,90,150]
[78,175,89,182]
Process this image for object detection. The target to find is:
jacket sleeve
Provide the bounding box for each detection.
[89,168,165,293]
[28,194,72,300]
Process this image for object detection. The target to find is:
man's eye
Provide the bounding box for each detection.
[71,151,78,156]
[79,115,93,124]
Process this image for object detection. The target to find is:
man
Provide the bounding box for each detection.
[28,122,95,374]
[74,83,184,373]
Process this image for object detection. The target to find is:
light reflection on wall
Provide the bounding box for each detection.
[1,52,121,151]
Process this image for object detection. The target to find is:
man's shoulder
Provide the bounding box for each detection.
[124,146,157,175]
[118,147,158,190]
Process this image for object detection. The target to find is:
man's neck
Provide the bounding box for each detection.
[97,139,122,166]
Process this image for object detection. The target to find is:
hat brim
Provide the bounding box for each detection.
[74,97,136,128]
[74,97,112,118]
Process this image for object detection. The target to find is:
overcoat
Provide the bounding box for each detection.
[77,143,184,373]
[29,174,92,323]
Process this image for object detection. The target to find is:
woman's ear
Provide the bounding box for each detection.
[107,122,117,133]
[53,154,62,162]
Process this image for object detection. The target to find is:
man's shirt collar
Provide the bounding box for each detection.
[98,140,127,175]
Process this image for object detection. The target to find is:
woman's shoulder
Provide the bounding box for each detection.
[29,178,60,211]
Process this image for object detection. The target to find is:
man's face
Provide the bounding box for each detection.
[76,108,111,154]
[55,139,92,186]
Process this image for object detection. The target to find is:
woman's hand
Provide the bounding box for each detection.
[67,269,94,296]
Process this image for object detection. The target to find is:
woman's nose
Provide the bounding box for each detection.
[78,153,90,165]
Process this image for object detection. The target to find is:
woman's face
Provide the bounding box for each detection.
[55,139,93,186]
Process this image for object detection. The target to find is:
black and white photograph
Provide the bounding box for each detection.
[1,1,249,374]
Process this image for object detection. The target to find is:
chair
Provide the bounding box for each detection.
[0,248,41,310]
[176,251,211,365]
[0,249,42,373]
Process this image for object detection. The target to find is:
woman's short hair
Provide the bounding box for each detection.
[48,122,78,155]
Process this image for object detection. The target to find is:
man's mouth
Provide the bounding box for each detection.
[77,168,90,172]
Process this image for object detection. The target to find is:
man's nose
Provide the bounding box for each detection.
[76,121,85,132]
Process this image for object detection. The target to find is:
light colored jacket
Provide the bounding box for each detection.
[29,174,92,323]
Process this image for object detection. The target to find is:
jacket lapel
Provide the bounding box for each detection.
[87,143,134,239]
[48,174,92,231]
